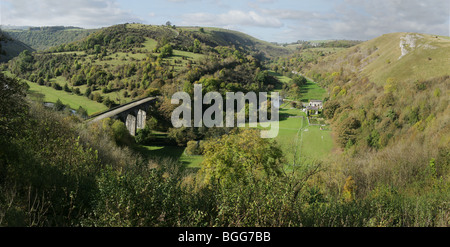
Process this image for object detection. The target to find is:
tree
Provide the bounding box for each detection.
[165,21,172,27]
[74,87,81,95]
[111,120,134,146]
[336,116,360,148]
[159,44,173,58]
[135,125,153,144]
[84,87,92,97]
[76,106,88,119]
[185,140,204,155]
[94,44,101,54]
[54,98,65,111]
[103,97,114,108]
[168,127,197,146]
[292,75,307,87]
[193,39,201,53]
[199,129,284,185]
[343,176,357,202]
[0,72,28,143]
[323,100,340,119]
[63,83,71,92]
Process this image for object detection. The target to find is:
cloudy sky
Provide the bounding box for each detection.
[1,0,449,42]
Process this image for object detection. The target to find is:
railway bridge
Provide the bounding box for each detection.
[88,97,157,136]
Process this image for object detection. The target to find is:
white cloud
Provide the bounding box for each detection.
[1,0,142,28]
[181,10,283,28]
[255,0,450,41]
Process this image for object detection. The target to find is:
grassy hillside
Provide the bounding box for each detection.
[6,23,287,114]
[303,32,449,197]
[310,32,450,85]
[181,26,290,58]
[122,24,290,58]
[3,71,107,115]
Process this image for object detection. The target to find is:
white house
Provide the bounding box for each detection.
[308,100,323,109]
[305,100,323,115]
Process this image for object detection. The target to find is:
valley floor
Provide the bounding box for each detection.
[136,102,334,170]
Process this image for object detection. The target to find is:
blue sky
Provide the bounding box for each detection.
[1,0,449,42]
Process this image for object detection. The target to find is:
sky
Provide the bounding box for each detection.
[1,0,449,43]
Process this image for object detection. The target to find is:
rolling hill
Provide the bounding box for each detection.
[4,23,289,115]
[309,32,450,85]
[305,32,449,156]
[0,31,34,62]
[4,26,97,51]
[177,26,290,58]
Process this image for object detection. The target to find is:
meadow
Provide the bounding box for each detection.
[3,71,108,115]
[275,104,333,166]
[269,70,327,102]
[26,80,108,115]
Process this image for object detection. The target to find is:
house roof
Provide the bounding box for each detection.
[310,100,323,103]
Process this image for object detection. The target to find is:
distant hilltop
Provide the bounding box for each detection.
[27,26,85,31]
[0,25,85,31]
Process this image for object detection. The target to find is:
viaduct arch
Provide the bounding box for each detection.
[87,97,157,136]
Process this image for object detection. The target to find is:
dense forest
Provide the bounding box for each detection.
[4,27,97,51]
[0,31,34,63]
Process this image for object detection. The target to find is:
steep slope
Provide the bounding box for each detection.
[301,33,450,208]
[4,27,97,51]
[6,23,284,114]
[306,32,449,155]
[178,26,290,58]
[0,31,35,62]
[310,32,450,85]
[111,24,289,58]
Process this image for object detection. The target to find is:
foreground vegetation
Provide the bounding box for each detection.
[1,72,449,227]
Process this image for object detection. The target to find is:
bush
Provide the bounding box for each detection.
[111,120,134,146]
[185,140,204,155]
[135,125,153,144]
[168,127,197,146]
[159,44,173,58]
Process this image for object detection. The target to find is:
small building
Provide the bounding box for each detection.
[305,106,319,115]
[304,100,323,115]
[308,100,323,109]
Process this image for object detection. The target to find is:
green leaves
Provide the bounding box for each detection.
[200,129,284,186]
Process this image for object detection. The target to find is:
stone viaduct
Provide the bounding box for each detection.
[87,97,157,136]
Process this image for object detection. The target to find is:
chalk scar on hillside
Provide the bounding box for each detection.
[399,34,437,60]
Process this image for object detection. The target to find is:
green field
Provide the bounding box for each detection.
[269,70,292,86]
[135,145,204,168]
[3,71,108,115]
[269,70,327,102]
[275,104,333,165]
[136,105,334,170]
[26,80,108,115]
[299,125,334,160]
[299,80,328,102]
